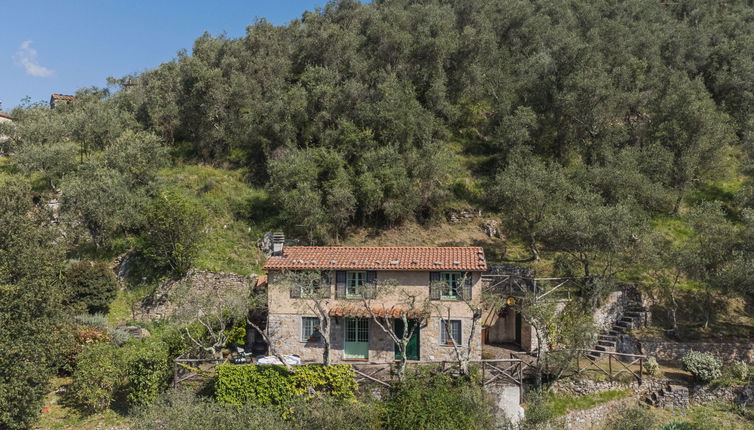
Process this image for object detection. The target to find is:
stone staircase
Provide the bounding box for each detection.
[587,302,649,360]
[642,383,689,408]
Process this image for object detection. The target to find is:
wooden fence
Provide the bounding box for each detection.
[508,349,646,384]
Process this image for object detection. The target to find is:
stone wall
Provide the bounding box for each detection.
[641,341,754,363]
[560,396,638,429]
[593,290,625,332]
[267,313,481,363]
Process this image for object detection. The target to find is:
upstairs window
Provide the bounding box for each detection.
[430,272,472,300]
[440,272,462,300]
[346,271,366,298]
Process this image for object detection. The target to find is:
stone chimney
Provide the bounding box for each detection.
[272,232,285,256]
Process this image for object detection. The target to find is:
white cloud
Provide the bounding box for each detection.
[14,40,54,78]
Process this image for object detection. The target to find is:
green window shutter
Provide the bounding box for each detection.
[335,271,346,298]
[429,272,441,300]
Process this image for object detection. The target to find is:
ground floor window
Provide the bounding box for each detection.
[301,316,321,342]
[441,320,462,345]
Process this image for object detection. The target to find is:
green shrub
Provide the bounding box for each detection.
[214,364,357,406]
[657,422,694,430]
[65,261,119,314]
[730,360,749,380]
[682,351,722,383]
[122,339,171,407]
[74,313,109,330]
[69,343,123,413]
[138,190,206,275]
[644,357,659,376]
[132,390,285,430]
[604,406,655,430]
[109,327,133,346]
[383,373,495,430]
[521,390,557,428]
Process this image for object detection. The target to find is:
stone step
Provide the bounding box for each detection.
[609,329,623,336]
[598,334,617,341]
[616,321,630,329]
[598,340,616,347]
[620,317,635,323]
[624,311,642,318]
[595,345,609,352]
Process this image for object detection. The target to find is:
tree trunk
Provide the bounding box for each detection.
[529,230,540,262]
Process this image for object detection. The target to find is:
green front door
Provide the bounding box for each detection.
[394,319,420,361]
[344,318,369,359]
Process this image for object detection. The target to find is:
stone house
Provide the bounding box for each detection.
[0,112,13,146]
[50,93,75,109]
[262,242,487,363]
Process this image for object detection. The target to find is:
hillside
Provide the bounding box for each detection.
[1,0,754,429]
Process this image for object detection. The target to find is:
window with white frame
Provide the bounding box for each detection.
[440,272,462,299]
[301,317,321,342]
[440,320,462,345]
[346,271,366,298]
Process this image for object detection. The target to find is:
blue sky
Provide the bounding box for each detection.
[0,1,326,111]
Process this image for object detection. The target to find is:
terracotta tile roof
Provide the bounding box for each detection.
[263,246,487,271]
[329,306,428,319]
[0,112,12,120]
[51,93,75,101]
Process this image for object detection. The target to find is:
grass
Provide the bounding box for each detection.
[159,164,275,275]
[540,389,632,416]
[34,377,131,430]
[651,402,754,430]
[108,284,155,325]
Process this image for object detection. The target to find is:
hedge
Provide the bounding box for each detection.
[215,364,357,406]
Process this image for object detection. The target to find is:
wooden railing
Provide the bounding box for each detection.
[506,349,646,384]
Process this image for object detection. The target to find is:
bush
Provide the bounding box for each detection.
[383,373,495,430]
[138,190,206,275]
[134,387,384,430]
[65,261,118,314]
[132,390,285,430]
[604,406,655,430]
[109,327,133,346]
[644,357,659,376]
[730,360,749,380]
[69,343,123,413]
[682,351,722,383]
[215,364,357,406]
[74,313,109,330]
[521,390,557,428]
[122,339,172,407]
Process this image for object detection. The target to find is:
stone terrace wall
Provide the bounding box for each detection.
[641,341,754,363]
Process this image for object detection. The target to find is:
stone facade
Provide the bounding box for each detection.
[266,269,483,363]
[268,313,480,363]
[560,397,638,429]
[641,341,754,363]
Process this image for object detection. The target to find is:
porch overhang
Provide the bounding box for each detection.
[329,306,428,319]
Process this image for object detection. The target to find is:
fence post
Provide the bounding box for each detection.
[481,361,485,385]
[608,353,613,381]
[639,357,643,385]
[518,361,523,398]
